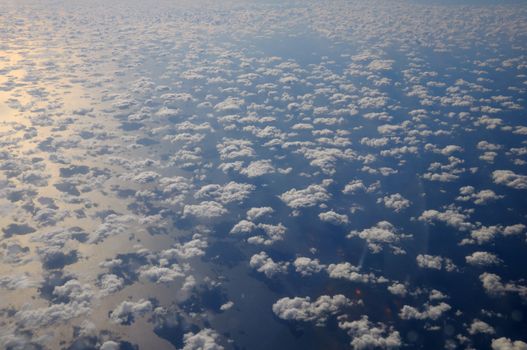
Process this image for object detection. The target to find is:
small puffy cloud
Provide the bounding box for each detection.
[338,315,401,350]
[456,186,503,205]
[348,221,410,253]
[100,341,120,350]
[230,220,257,234]
[272,294,354,326]
[465,224,526,245]
[468,319,495,335]
[214,97,244,113]
[492,170,527,190]
[319,211,349,225]
[280,184,331,209]
[183,201,227,219]
[480,273,527,299]
[418,207,473,231]
[194,182,254,204]
[379,194,410,212]
[326,262,385,284]
[416,254,457,272]
[465,252,502,267]
[240,160,275,177]
[140,265,185,283]
[293,257,326,276]
[110,299,153,325]
[99,274,124,296]
[399,302,451,320]
[250,251,289,278]
[247,223,287,245]
[491,337,527,350]
[367,59,394,71]
[246,207,274,221]
[182,328,224,350]
[387,283,407,297]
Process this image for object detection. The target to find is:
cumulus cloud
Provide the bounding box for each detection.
[250,252,289,278]
[480,273,527,299]
[110,299,153,325]
[293,257,326,276]
[280,184,331,209]
[468,319,495,335]
[183,201,227,219]
[338,315,401,350]
[491,337,527,350]
[416,254,457,272]
[182,328,224,350]
[492,170,527,190]
[327,262,386,284]
[399,302,451,320]
[418,207,473,231]
[378,194,410,212]
[456,186,503,205]
[319,210,349,225]
[272,294,354,326]
[348,221,410,253]
[246,207,274,221]
[465,252,502,267]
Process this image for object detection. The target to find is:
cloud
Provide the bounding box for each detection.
[273,294,354,326]
[246,207,274,221]
[194,182,255,204]
[280,184,331,209]
[399,302,451,320]
[319,211,349,225]
[416,254,457,272]
[491,338,527,350]
[230,220,257,234]
[182,328,224,350]
[183,201,228,219]
[480,273,527,299]
[379,194,410,212]
[456,186,503,205]
[387,283,407,297]
[239,160,276,177]
[468,319,495,335]
[492,170,527,189]
[110,299,153,325]
[418,207,473,231]
[327,262,386,284]
[348,221,410,253]
[293,257,326,276]
[338,315,401,350]
[250,252,289,278]
[465,252,502,267]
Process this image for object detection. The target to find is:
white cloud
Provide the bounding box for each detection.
[182,328,224,350]
[319,211,349,225]
[338,315,401,350]
[110,299,153,324]
[348,221,410,253]
[293,257,326,276]
[468,319,495,335]
[183,201,227,219]
[246,207,274,221]
[399,302,451,320]
[416,254,457,272]
[379,194,410,212]
[250,251,289,278]
[492,170,527,190]
[272,294,354,326]
[465,252,502,267]
[280,184,331,209]
[491,337,527,350]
